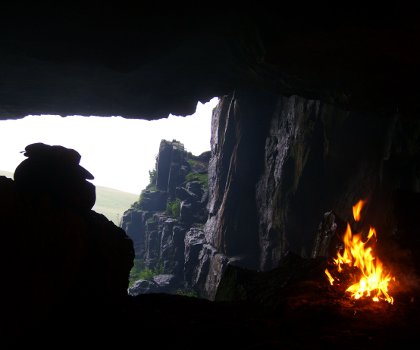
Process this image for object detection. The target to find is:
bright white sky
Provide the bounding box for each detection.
[0,97,218,194]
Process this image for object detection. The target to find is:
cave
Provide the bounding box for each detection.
[1,5,420,348]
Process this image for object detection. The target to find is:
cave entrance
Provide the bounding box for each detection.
[0,97,219,225]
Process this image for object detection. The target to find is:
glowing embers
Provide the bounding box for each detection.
[325,200,395,304]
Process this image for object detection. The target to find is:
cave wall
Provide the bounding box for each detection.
[118,88,418,300]
[199,87,420,298]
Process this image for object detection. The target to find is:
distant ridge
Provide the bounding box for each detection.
[93,186,138,225]
[0,169,137,225]
[0,170,13,178]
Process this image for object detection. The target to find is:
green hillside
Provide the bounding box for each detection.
[0,170,138,226]
[93,186,138,225]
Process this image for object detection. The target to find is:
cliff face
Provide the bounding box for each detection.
[121,91,420,300]
[120,140,210,295]
[199,88,420,299]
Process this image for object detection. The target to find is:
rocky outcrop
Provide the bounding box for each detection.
[128,274,180,296]
[120,139,210,296]
[120,91,420,300]
[120,90,420,301]
[0,143,135,342]
[194,87,420,299]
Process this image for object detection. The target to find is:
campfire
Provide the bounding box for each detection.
[325,200,395,304]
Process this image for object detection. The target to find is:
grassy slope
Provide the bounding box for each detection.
[93,186,138,225]
[0,170,138,226]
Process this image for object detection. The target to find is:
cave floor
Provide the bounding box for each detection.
[6,256,420,349]
[124,285,419,349]
[15,281,418,350]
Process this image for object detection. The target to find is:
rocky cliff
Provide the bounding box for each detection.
[122,93,420,300]
[120,139,210,295]
[196,88,419,299]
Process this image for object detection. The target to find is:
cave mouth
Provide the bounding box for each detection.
[0,96,220,344]
[2,90,420,347]
[0,97,219,223]
[1,6,420,347]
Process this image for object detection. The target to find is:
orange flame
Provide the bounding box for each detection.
[352,199,366,222]
[325,200,395,304]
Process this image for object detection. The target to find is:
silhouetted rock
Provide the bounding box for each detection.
[0,143,134,343]
[14,142,96,210]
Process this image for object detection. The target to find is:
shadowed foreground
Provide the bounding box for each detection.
[10,256,420,349]
[1,143,419,349]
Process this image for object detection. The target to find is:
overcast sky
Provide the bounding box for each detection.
[0,97,218,194]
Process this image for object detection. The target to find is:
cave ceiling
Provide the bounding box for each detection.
[0,5,419,120]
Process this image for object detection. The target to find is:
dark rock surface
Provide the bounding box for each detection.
[1,144,420,349]
[0,143,134,342]
[311,211,346,259]
[121,140,212,294]
[200,88,420,298]
[128,274,180,296]
[122,90,420,301]
[0,6,419,119]
[7,255,420,349]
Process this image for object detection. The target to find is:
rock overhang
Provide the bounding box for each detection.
[0,5,419,120]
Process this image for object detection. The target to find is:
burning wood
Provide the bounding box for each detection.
[325,200,396,304]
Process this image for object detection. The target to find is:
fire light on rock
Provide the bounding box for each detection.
[325,200,395,304]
